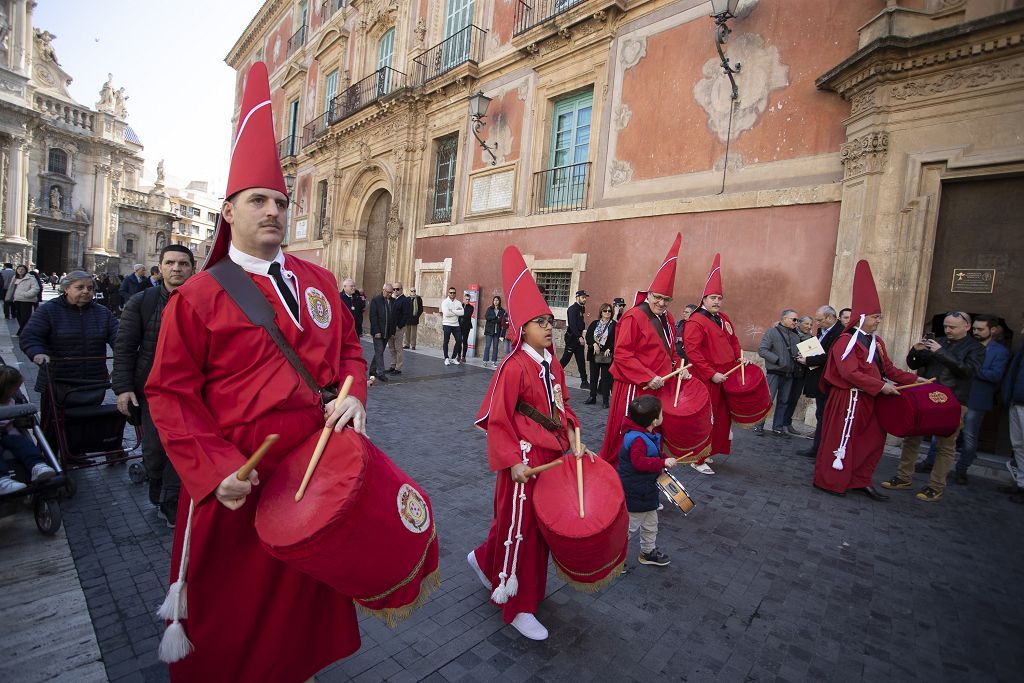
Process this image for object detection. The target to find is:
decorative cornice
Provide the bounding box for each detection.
[225,0,289,67]
[889,57,1024,100]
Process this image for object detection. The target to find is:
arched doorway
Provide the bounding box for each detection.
[360,189,392,298]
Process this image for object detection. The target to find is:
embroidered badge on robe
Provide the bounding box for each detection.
[305,287,332,329]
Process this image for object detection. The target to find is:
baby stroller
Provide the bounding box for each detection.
[40,357,143,497]
[0,399,66,535]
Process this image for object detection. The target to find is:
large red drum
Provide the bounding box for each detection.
[533,455,628,592]
[721,364,772,427]
[255,429,440,626]
[658,379,712,461]
[876,383,962,437]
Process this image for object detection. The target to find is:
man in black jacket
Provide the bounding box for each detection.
[112,245,194,526]
[340,277,367,337]
[882,311,984,502]
[456,294,474,362]
[368,283,395,382]
[388,282,410,374]
[559,290,590,389]
[119,263,151,300]
[405,286,424,349]
[799,305,845,457]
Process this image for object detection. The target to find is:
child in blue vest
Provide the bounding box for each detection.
[617,395,676,566]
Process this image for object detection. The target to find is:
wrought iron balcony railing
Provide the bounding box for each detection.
[514,0,587,36]
[532,161,591,214]
[328,67,406,123]
[287,25,307,55]
[303,111,330,148]
[413,25,486,85]
[278,135,298,159]
[320,0,345,23]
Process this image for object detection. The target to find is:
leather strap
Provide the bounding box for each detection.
[208,259,329,404]
[516,401,561,432]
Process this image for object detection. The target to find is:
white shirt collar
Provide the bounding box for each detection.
[521,343,553,368]
[228,243,286,276]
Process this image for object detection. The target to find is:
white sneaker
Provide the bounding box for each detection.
[511,612,548,641]
[31,463,56,483]
[691,463,715,475]
[444,358,451,366]
[0,475,27,495]
[452,359,460,365]
[467,551,491,590]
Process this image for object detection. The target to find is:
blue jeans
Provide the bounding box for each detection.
[955,408,986,474]
[483,334,501,362]
[1,432,45,476]
[758,373,793,431]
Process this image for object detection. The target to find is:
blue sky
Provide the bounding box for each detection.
[35,0,265,191]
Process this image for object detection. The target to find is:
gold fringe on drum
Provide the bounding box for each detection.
[553,558,625,594]
[356,568,442,628]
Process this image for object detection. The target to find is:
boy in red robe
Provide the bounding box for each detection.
[813,260,916,499]
[145,62,368,682]
[683,253,745,474]
[468,246,587,641]
[598,233,693,464]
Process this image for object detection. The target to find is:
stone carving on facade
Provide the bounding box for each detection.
[114,87,129,119]
[156,159,166,185]
[26,195,35,213]
[321,226,333,245]
[608,159,634,187]
[49,185,62,211]
[890,60,1024,102]
[839,131,889,179]
[850,87,876,116]
[34,29,59,65]
[156,232,166,250]
[97,73,115,113]
[414,18,427,47]
[613,104,632,130]
[385,205,402,240]
[693,32,788,143]
[74,207,89,222]
[0,5,9,51]
[620,36,647,70]
[359,0,399,34]
[358,141,371,161]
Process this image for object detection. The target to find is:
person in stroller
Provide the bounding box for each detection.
[0,365,55,495]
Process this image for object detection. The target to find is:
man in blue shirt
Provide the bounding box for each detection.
[955,314,1010,484]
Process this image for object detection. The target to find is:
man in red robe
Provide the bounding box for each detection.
[469,246,584,641]
[145,62,368,682]
[813,261,916,499]
[683,253,744,474]
[598,233,694,464]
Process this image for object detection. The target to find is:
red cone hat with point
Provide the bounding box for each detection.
[634,232,682,307]
[701,253,723,299]
[849,260,881,325]
[502,245,552,346]
[203,61,288,270]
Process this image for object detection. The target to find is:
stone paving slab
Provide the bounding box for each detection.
[5,328,1024,682]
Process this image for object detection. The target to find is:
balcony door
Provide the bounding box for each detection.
[324,69,339,116]
[546,90,592,207]
[443,0,474,67]
[287,99,300,155]
[377,28,395,95]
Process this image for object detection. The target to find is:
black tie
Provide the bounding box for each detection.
[268,262,299,320]
[541,360,554,414]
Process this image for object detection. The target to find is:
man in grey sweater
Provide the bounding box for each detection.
[755,309,801,437]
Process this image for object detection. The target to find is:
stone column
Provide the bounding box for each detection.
[87,163,111,255]
[5,136,31,245]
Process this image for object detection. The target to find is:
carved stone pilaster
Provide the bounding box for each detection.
[840,132,889,179]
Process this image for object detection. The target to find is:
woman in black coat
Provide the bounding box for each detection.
[584,303,616,407]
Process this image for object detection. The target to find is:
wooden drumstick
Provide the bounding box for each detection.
[668,451,695,466]
[740,359,745,385]
[522,458,563,478]
[295,375,355,503]
[236,434,280,481]
[575,427,584,519]
[644,364,693,390]
[722,362,745,378]
[673,374,682,408]
[893,377,936,391]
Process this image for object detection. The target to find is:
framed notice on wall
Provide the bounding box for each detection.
[950,268,995,294]
[294,218,308,241]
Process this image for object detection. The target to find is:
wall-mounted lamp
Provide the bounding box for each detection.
[468,90,498,166]
[709,0,741,101]
[284,173,297,196]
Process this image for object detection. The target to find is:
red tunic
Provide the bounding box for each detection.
[598,305,679,463]
[813,333,917,493]
[473,347,580,623]
[683,309,742,458]
[146,255,368,683]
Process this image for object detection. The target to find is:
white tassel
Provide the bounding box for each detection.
[491,442,531,606]
[158,500,195,664]
[832,450,845,471]
[831,390,859,473]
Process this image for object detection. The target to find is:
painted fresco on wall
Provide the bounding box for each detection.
[305,58,320,123]
[263,15,295,76]
[472,79,527,171]
[295,172,313,217]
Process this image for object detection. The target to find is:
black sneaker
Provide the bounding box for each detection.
[580,381,591,391]
[752,426,765,436]
[156,501,177,528]
[638,548,671,566]
[771,429,790,439]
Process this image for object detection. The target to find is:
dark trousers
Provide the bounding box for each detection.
[141,401,180,504]
[455,325,472,360]
[14,301,33,333]
[758,372,793,431]
[811,396,827,452]
[782,373,806,426]
[589,361,612,399]
[0,432,45,477]
[559,340,588,383]
[442,325,462,359]
[370,335,389,377]
[2,297,13,319]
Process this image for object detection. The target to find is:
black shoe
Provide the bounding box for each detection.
[854,486,889,502]
[375,373,389,382]
[771,429,790,439]
[602,397,609,408]
[998,485,1021,495]
[403,345,409,349]
[157,500,177,528]
[638,548,671,566]
[813,483,845,497]
[953,472,968,485]
[798,448,817,458]
[752,426,765,436]
[583,397,596,405]
[147,478,162,508]
[580,381,591,391]
[387,367,397,373]
[914,461,933,474]
[392,370,402,375]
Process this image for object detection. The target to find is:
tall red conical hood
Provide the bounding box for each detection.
[849,260,882,325]
[634,232,681,307]
[701,253,723,299]
[203,61,288,271]
[502,245,552,346]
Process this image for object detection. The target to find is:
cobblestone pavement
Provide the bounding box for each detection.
[10,332,1024,683]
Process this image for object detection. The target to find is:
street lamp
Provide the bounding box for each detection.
[709,0,742,101]
[284,173,296,195]
[468,90,498,166]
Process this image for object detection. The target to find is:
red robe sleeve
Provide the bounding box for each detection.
[611,315,660,385]
[683,320,716,382]
[725,315,742,359]
[484,361,531,472]
[146,292,247,503]
[879,344,919,389]
[629,436,667,472]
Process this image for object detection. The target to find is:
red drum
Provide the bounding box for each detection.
[533,456,628,592]
[876,383,962,438]
[721,364,772,427]
[255,429,440,626]
[658,379,712,461]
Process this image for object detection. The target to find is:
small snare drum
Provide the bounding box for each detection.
[657,469,695,515]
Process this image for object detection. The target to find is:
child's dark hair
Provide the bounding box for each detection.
[628,395,662,427]
[0,365,24,403]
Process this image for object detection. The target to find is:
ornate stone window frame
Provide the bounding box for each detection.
[521,252,587,320]
[414,257,453,309]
